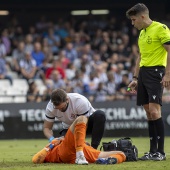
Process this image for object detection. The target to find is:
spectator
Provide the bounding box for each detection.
[0,57,13,84]
[91,53,104,70]
[12,25,25,44]
[72,32,84,52]
[27,80,42,102]
[31,42,45,67]
[19,51,37,81]
[105,71,116,100]
[50,70,66,89]
[36,58,51,81]
[65,62,76,80]
[42,37,53,63]
[42,79,54,101]
[99,43,110,63]
[79,43,93,61]
[113,63,125,85]
[0,37,7,58]
[45,59,65,80]
[45,27,61,55]
[70,70,84,94]
[86,71,100,95]
[101,32,111,47]
[35,16,49,33]
[75,54,92,75]
[64,42,78,62]
[117,34,132,69]
[107,53,120,71]
[25,34,34,52]
[12,41,25,73]
[28,26,39,42]
[56,20,70,40]
[95,64,108,83]
[1,29,11,55]
[116,74,131,100]
[92,82,109,102]
[91,28,103,49]
[128,43,139,66]
[58,50,70,69]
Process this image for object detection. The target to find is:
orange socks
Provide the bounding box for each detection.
[109,153,126,163]
[32,148,49,164]
[74,123,86,152]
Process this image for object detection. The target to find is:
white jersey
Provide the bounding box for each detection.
[45,93,96,129]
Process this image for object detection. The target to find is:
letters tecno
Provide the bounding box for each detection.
[19,109,46,121]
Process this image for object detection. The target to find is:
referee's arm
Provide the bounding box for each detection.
[162,43,170,87]
[133,55,141,79]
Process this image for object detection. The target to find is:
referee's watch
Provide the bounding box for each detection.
[132,76,138,81]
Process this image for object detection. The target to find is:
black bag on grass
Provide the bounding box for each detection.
[100,137,138,161]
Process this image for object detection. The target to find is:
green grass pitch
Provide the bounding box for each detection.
[0,137,170,170]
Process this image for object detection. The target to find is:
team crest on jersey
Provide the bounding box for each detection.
[163,25,166,29]
[70,113,76,119]
[146,36,152,44]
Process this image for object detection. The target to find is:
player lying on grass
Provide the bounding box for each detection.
[32,116,126,165]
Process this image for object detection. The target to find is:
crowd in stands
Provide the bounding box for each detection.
[0,14,170,103]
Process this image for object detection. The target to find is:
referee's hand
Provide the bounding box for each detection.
[161,73,170,88]
[127,80,137,93]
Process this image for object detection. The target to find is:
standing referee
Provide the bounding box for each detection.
[126,3,170,161]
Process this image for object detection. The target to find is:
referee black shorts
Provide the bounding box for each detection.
[137,66,165,106]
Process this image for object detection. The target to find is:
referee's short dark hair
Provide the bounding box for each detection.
[51,89,67,106]
[126,3,149,19]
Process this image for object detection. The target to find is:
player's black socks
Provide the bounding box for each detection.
[154,117,165,155]
[148,120,157,153]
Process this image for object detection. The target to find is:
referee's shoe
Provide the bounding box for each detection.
[139,152,166,161]
[138,152,153,160]
[151,152,166,161]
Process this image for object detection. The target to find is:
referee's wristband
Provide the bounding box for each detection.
[49,136,55,142]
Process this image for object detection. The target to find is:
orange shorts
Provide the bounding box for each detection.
[45,128,100,164]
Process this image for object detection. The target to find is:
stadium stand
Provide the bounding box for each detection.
[0,2,169,103]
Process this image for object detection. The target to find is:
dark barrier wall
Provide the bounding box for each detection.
[0,101,169,139]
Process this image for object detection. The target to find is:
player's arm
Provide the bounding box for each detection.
[44,102,56,142]
[43,120,55,142]
[161,43,170,87]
